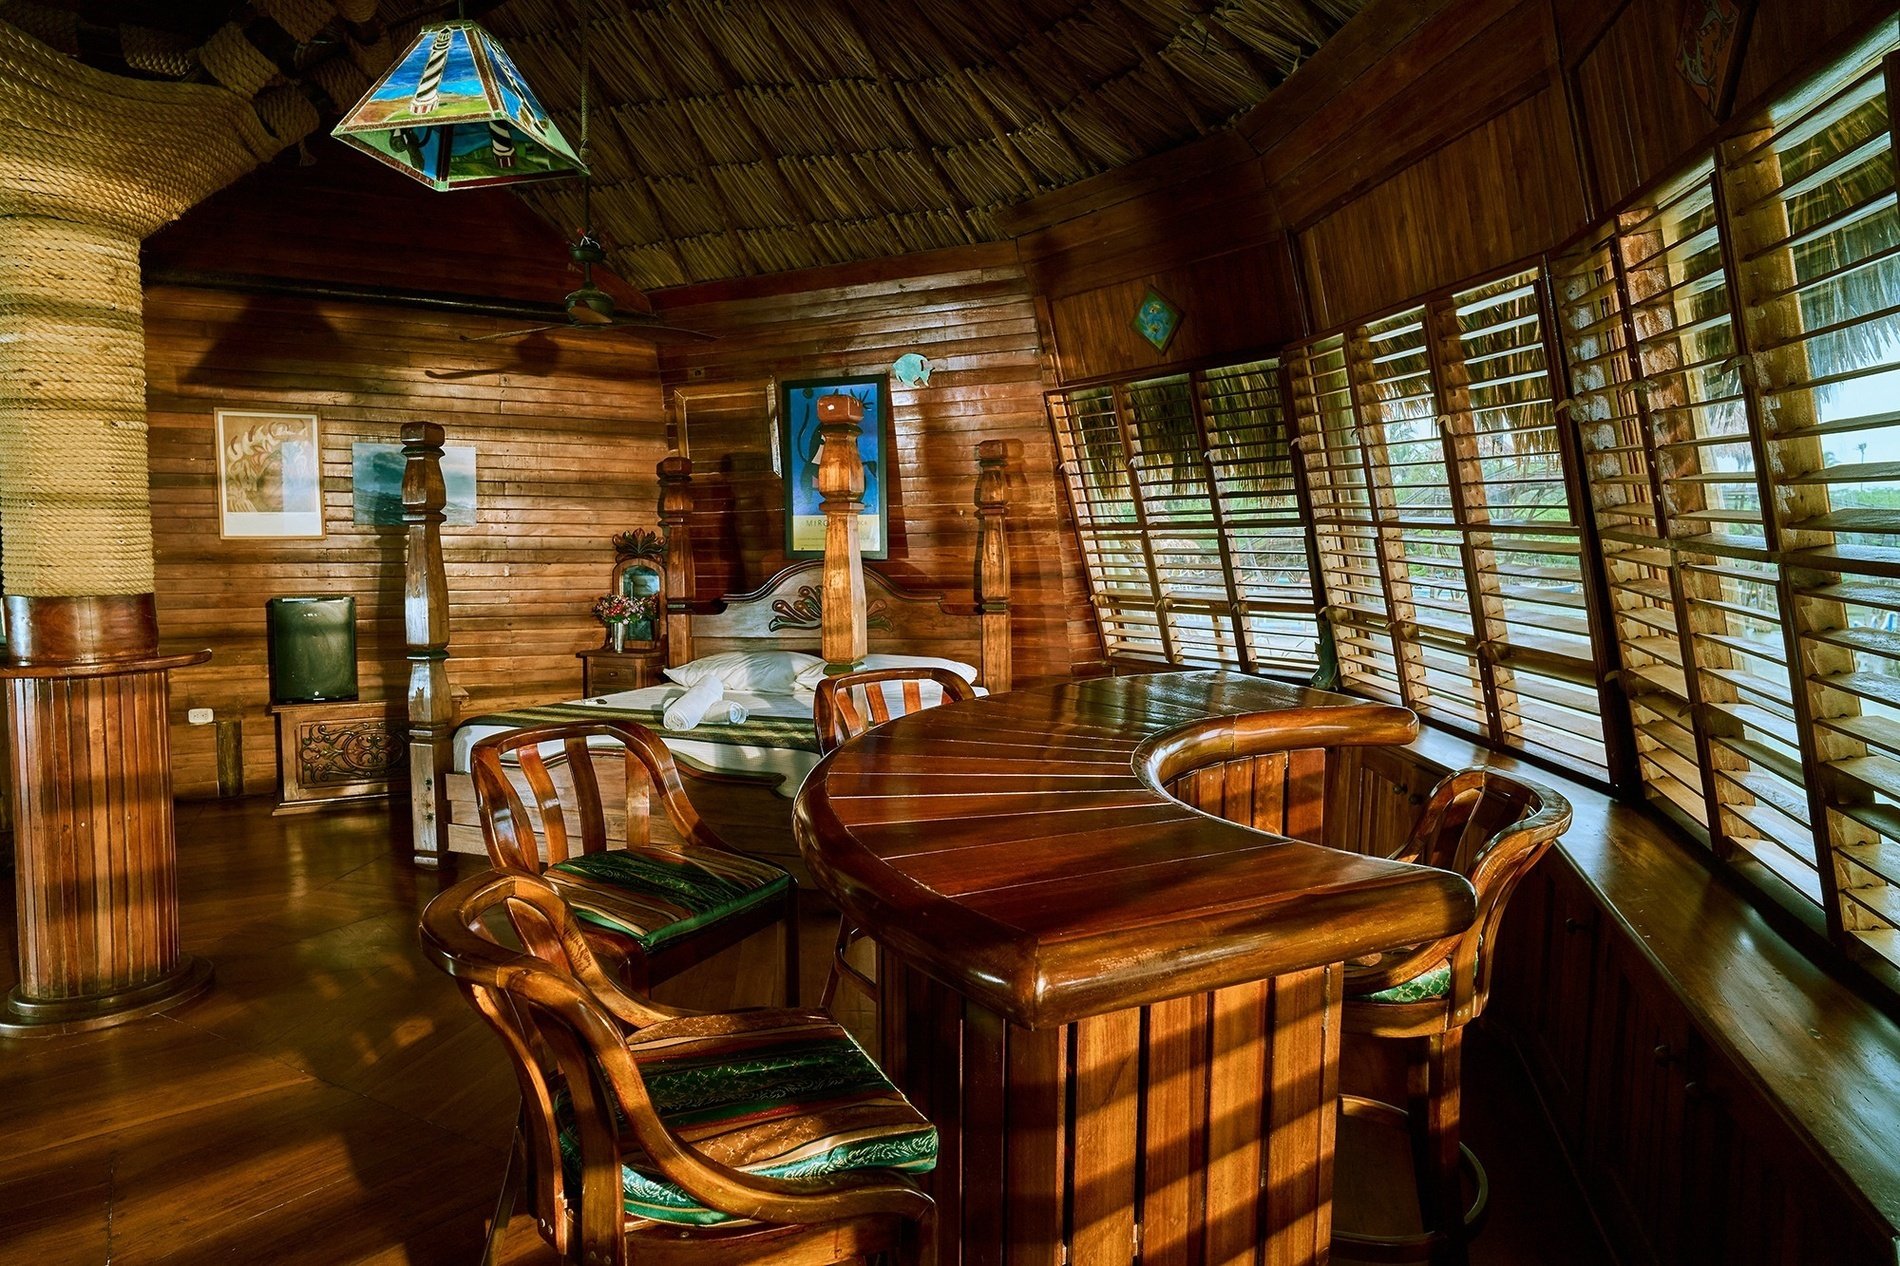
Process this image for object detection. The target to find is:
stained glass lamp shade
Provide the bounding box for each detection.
[331,21,585,190]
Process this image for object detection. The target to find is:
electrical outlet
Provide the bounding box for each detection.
[187,708,213,725]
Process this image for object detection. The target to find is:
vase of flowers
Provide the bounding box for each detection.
[593,593,635,651]
[594,592,661,651]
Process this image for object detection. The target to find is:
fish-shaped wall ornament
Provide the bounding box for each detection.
[891,353,933,387]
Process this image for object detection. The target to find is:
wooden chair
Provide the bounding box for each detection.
[470,720,798,1003]
[420,868,936,1265]
[1335,767,1572,1266]
[811,667,977,1012]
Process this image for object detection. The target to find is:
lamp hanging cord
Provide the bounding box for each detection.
[577,0,590,164]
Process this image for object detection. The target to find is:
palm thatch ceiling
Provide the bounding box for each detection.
[6,0,1368,291]
[489,0,1368,289]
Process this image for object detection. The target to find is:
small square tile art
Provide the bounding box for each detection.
[1132,289,1182,352]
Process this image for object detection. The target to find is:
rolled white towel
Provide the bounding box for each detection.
[662,676,726,731]
[716,699,749,724]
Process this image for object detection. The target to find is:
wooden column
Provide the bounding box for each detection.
[975,438,1014,692]
[658,456,696,668]
[402,423,452,866]
[815,395,867,671]
[1,600,211,1036]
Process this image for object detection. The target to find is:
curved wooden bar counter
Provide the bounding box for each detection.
[794,671,1477,1266]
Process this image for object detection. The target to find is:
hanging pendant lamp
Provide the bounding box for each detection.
[331,20,585,190]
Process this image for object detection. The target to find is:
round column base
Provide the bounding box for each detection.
[0,955,213,1038]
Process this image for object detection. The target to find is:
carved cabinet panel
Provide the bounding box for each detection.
[270,700,407,813]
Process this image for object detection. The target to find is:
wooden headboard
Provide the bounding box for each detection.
[686,560,982,669]
[399,403,1017,862]
[657,393,1016,692]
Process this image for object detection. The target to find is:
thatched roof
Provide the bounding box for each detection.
[4,0,1366,290]
[487,0,1366,289]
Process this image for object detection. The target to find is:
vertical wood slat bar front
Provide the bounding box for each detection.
[882,954,1344,1266]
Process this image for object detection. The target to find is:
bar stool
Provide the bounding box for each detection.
[421,868,936,1264]
[1334,767,1572,1266]
[811,667,977,1014]
[470,719,799,1003]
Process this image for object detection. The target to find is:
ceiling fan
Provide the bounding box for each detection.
[460,217,713,345]
[457,1,710,348]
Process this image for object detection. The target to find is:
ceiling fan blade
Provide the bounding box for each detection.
[460,325,561,343]
[604,317,717,342]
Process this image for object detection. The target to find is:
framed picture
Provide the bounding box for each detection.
[351,441,478,526]
[215,409,324,539]
[778,375,892,560]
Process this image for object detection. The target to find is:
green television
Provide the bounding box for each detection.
[267,596,359,703]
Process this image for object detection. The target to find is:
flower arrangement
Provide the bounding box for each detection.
[612,528,665,560]
[592,593,636,625]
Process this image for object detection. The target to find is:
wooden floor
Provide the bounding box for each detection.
[0,796,1606,1264]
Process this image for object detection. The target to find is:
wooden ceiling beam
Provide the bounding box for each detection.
[1096,0,1213,135]
[671,1,851,263]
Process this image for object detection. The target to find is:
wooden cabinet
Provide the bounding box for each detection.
[578,648,663,695]
[1487,843,1899,1266]
[269,699,406,813]
[1494,855,1600,1146]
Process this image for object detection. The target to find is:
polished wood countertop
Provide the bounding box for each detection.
[793,671,1477,1028]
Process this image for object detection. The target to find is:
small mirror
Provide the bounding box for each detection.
[610,559,663,644]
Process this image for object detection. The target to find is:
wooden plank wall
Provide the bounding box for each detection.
[1008,0,1894,363]
[652,245,1098,685]
[142,161,666,797]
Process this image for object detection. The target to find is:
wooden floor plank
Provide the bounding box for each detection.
[0,793,1605,1264]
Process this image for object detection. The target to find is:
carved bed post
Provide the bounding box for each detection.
[975,439,1013,692]
[659,456,696,668]
[402,422,452,867]
[815,395,867,671]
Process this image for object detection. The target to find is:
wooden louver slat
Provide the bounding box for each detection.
[1046,359,1321,677]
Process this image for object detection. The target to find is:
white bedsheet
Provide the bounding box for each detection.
[451,686,820,798]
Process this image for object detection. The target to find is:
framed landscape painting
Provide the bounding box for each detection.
[778,374,891,560]
[215,409,324,539]
[352,441,477,526]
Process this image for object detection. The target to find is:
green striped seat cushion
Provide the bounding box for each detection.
[1351,961,1453,1005]
[544,846,791,954]
[557,1010,938,1227]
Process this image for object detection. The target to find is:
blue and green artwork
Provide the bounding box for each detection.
[1132,289,1183,353]
[779,375,891,561]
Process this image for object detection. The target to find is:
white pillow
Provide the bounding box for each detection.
[663,651,823,694]
[793,652,980,692]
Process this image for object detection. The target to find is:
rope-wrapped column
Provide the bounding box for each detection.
[0,20,305,1034]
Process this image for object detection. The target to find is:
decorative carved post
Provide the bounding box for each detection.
[815,395,867,671]
[402,423,451,866]
[975,439,1014,692]
[659,456,696,668]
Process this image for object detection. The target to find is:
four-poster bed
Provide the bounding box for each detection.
[399,396,1018,869]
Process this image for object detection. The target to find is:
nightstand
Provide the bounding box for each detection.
[578,647,664,695]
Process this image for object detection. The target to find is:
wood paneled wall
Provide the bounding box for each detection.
[142,160,665,798]
[652,245,1097,685]
[1298,84,1583,329]
[1008,0,1895,361]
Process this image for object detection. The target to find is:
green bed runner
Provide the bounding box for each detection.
[461,700,819,753]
